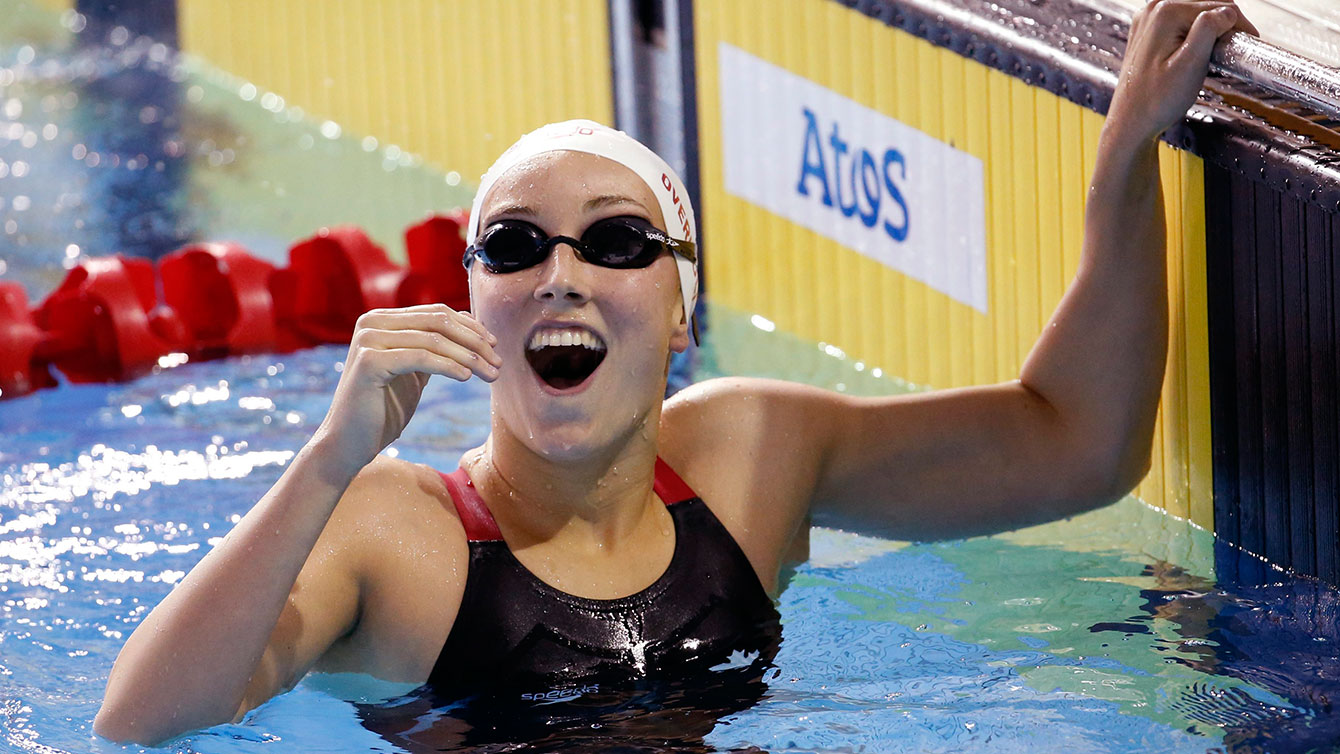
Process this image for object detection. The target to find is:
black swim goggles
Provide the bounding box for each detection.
[463,216,696,274]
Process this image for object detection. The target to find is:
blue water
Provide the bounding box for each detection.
[3,335,1340,753]
[5,2,1340,751]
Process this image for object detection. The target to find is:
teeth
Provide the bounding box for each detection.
[527,328,606,352]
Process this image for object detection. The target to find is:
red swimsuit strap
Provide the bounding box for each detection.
[652,457,698,505]
[441,467,503,542]
[441,458,699,543]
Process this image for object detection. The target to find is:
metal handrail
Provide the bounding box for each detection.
[1079,0,1340,119]
[1211,34,1340,118]
[887,0,1123,88]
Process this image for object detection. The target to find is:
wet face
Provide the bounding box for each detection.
[470,151,690,461]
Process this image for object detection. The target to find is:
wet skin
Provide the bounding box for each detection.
[94,1,1259,745]
[460,151,695,600]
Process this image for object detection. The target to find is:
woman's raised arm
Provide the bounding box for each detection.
[93,305,499,744]
[670,1,1255,547]
[812,0,1255,538]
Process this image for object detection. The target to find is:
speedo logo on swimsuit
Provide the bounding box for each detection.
[519,683,600,702]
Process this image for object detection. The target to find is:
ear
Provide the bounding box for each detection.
[669,302,691,354]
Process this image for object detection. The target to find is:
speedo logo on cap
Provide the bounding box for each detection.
[549,124,597,139]
[661,173,693,241]
[528,119,604,143]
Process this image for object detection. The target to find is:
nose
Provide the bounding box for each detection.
[533,242,592,306]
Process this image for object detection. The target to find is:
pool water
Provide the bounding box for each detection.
[4,2,1340,751]
[4,315,1340,754]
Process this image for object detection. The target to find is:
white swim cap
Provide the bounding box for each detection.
[467,120,699,340]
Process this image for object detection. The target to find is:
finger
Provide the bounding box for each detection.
[371,347,481,383]
[358,329,501,381]
[1131,0,1172,32]
[432,314,501,366]
[1129,0,1154,41]
[356,303,490,338]
[377,308,499,354]
[1152,0,1232,27]
[1231,5,1259,37]
[1169,5,1240,73]
[1191,0,1258,36]
[1148,0,1236,30]
[362,303,458,317]
[354,306,446,334]
[352,315,501,370]
[1129,1,1213,59]
[455,311,498,346]
[355,311,501,367]
[369,329,501,381]
[420,313,501,366]
[393,302,459,313]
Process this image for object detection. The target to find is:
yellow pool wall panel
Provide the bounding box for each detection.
[695,0,1213,528]
[177,0,615,184]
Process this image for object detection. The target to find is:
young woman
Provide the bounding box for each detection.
[96,0,1255,745]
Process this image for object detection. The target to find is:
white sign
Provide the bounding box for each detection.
[718,43,988,312]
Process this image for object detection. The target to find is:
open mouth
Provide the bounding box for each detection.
[524,327,608,391]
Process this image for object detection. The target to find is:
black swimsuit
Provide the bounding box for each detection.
[356,459,783,751]
[427,457,782,697]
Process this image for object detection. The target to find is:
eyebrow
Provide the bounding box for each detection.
[582,194,650,214]
[485,195,652,224]
[487,203,538,218]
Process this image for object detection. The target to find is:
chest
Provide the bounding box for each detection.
[502,503,677,601]
[430,500,782,694]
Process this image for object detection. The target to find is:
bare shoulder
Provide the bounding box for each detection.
[319,456,462,555]
[661,376,849,472]
[659,377,845,590]
[312,455,470,681]
[663,375,830,430]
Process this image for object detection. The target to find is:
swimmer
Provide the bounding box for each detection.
[95,1,1257,744]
